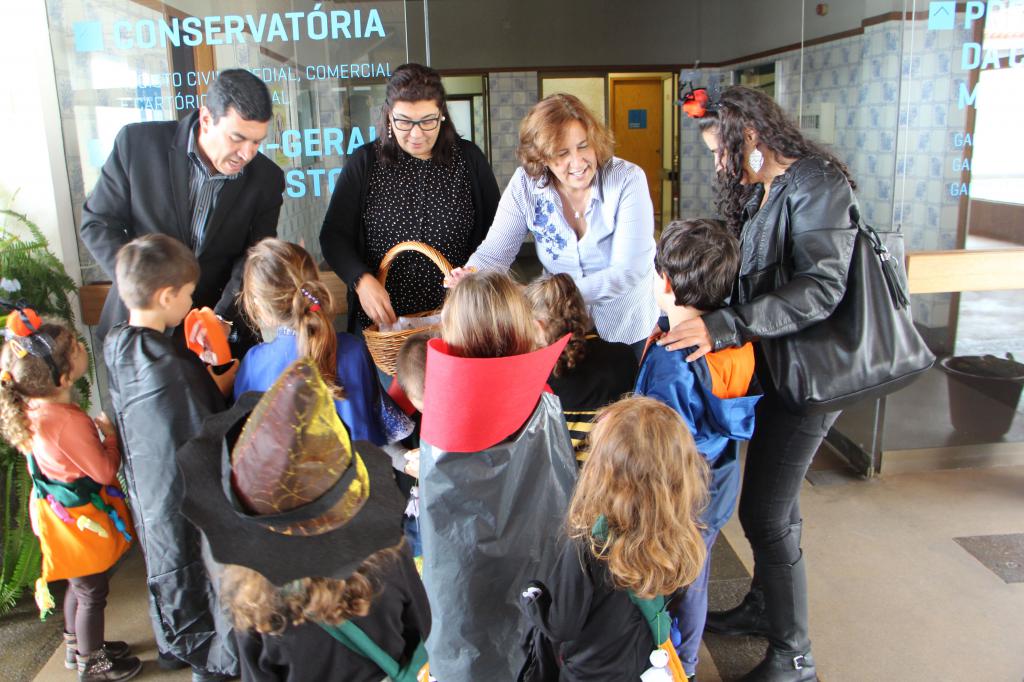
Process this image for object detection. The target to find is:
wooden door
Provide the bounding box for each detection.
[610,78,663,226]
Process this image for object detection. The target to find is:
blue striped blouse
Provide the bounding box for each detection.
[467,157,660,345]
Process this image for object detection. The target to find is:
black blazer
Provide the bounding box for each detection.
[81,111,285,339]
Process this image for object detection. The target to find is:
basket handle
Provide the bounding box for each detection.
[376,241,454,286]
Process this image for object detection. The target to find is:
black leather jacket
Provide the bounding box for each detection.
[703,156,858,350]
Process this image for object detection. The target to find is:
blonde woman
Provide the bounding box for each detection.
[449,94,659,353]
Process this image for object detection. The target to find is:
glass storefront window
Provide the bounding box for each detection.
[44,0,420,280]
[829,2,1024,473]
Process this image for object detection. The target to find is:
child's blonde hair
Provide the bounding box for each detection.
[568,396,709,599]
[441,270,535,359]
[0,320,77,453]
[240,239,343,398]
[525,273,590,377]
[220,543,404,634]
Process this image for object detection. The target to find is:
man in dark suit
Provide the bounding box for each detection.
[81,69,284,352]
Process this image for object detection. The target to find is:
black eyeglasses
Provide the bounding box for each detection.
[391,113,445,132]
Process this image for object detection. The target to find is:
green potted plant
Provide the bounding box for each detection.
[0,207,91,615]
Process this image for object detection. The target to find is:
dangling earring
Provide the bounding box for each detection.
[748,147,764,174]
[387,124,392,139]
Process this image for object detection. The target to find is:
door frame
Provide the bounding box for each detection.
[608,72,675,233]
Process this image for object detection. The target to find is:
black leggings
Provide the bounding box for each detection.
[738,388,840,567]
[64,571,110,655]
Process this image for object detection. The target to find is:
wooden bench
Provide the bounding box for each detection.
[905,249,1024,294]
[79,270,348,326]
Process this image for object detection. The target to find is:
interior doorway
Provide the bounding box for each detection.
[609,74,673,232]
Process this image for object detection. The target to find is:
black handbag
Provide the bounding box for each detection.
[760,207,935,415]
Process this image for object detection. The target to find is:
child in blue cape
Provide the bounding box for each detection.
[234,239,411,445]
[635,219,761,679]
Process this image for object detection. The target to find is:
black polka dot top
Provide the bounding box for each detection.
[360,144,475,328]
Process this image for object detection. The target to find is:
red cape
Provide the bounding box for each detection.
[421,335,570,452]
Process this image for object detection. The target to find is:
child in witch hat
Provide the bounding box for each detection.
[0,307,139,682]
[417,270,578,681]
[518,396,710,682]
[177,358,431,682]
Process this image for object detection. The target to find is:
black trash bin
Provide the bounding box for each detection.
[940,354,1024,438]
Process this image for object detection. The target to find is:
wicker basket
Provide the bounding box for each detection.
[363,241,453,376]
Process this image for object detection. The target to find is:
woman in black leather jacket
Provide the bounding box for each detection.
[662,86,858,682]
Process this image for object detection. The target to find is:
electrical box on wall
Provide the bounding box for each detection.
[799,102,836,144]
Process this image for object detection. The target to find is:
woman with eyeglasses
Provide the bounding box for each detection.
[446,94,660,353]
[320,63,499,331]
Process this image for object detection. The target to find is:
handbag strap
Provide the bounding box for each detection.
[848,206,911,310]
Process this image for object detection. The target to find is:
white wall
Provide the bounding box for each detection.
[0,4,80,280]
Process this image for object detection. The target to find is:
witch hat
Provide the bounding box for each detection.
[177,359,406,585]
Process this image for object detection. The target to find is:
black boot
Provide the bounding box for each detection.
[740,551,815,682]
[63,632,132,670]
[76,649,142,682]
[704,579,769,637]
[706,521,801,638]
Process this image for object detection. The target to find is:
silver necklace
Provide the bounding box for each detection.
[562,189,590,223]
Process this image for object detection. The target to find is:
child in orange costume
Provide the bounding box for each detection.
[0,309,139,681]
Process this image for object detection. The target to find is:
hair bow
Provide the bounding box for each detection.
[678,72,722,119]
[1,299,62,385]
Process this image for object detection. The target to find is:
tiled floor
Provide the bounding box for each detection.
[14,449,1022,681]
[707,454,1024,681]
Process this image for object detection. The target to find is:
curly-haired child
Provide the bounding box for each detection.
[526,273,637,460]
[177,359,430,682]
[518,396,709,681]
[0,309,139,682]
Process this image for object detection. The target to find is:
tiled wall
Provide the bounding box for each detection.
[678,17,972,333]
[487,71,539,188]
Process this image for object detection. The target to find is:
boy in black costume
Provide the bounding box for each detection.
[104,234,237,681]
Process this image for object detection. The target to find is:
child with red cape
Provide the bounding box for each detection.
[418,271,578,681]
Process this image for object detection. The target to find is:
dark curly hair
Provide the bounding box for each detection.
[525,273,590,377]
[698,86,856,233]
[376,63,460,166]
